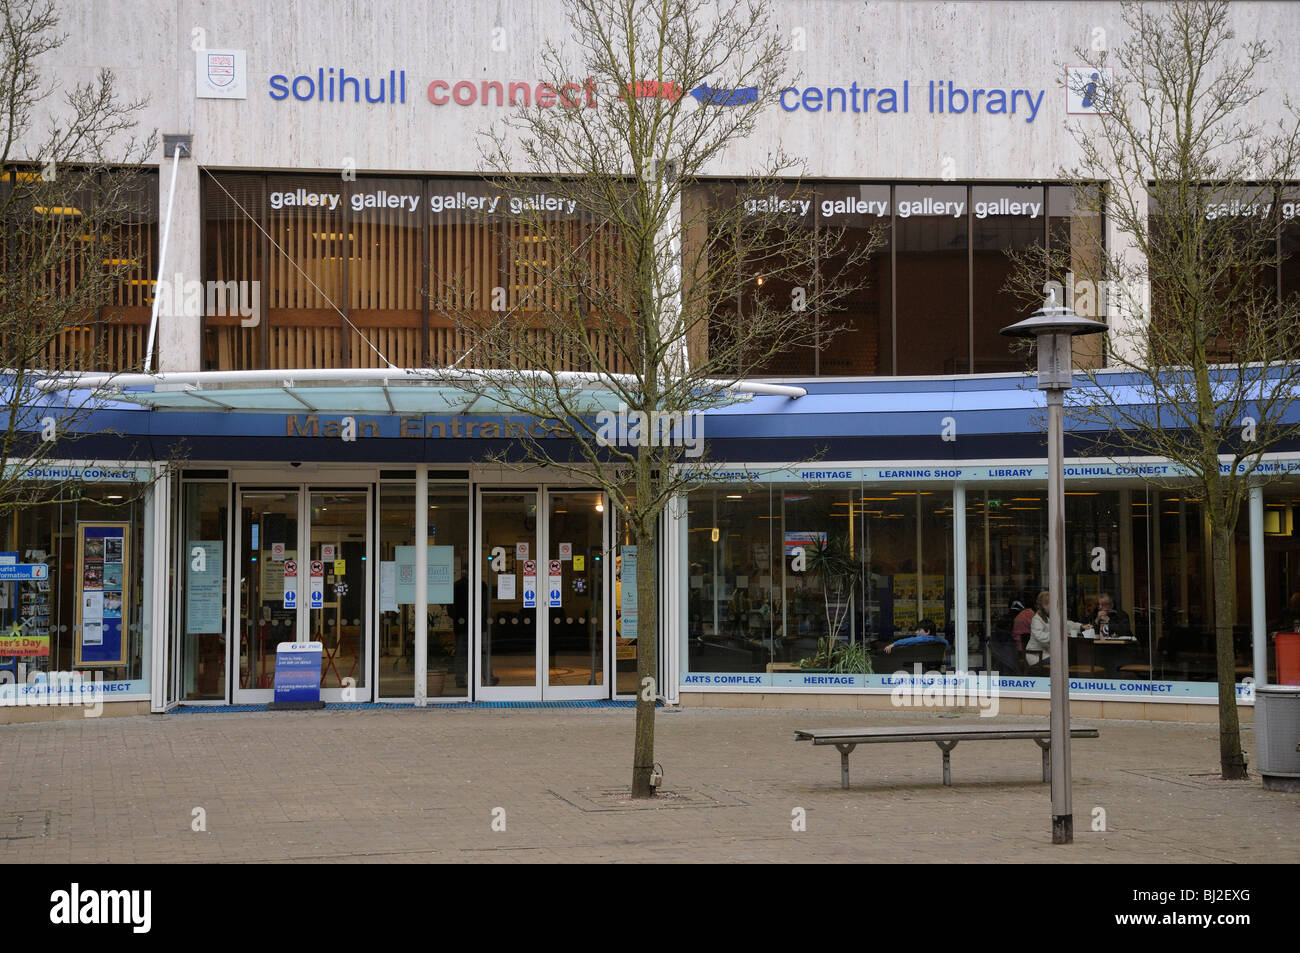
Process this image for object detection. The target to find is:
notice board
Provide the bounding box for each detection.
[75,522,130,667]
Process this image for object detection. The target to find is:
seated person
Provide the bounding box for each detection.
[1081,593,1099,623]
[990,601,1027,674]
[1025,590,1082,665]
[1010,599,1035,652]
[1086,592,1132,639]
[884,618,949,654]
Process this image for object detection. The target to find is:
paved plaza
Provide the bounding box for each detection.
[1,704,1296,863]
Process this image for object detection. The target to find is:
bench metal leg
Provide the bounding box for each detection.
[834,743,857,789]
[1033,738,1050,782]
[936,741,958,786]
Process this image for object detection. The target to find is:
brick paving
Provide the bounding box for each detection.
[1,705,1296,863]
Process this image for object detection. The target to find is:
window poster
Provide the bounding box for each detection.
[186,541,225,635]
[619,546,638,640]
[75,522,130,667]
[261,550,292,602]
[394,545,455,604]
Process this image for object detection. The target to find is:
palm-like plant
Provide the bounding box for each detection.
[799,536,867,670]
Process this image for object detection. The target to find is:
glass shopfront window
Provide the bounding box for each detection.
[687,483,773,673]
[1260,483,1300,682]
[1129,488,1249,685]
[681,473,1289,698]
[685,481,954,678]
[0,485,149,700]
[967,483,1261,687]
[967,488,1130,676]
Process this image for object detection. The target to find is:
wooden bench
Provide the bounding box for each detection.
[793,724,1100,788]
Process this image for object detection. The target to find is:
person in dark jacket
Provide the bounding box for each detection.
[1086,592,1132,639]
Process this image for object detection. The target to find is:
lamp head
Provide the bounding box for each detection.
[1001,298,1108,390]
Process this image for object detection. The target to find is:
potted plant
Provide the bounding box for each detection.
[798,535,872,674]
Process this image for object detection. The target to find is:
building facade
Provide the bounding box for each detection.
[4,0,1299,720]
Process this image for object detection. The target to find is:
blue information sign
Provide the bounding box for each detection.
[273,642,323,704]
[0,563,48,581]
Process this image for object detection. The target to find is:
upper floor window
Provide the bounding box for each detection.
[1147,185,1300,363]
[1,167,158,373]
[202,172,627,372]
[694,181,1104,377]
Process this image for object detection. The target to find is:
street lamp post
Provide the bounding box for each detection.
[1002,297,1106,845]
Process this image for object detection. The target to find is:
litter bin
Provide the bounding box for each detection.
[1255,684,1300,792]
[1277,632,1300,685]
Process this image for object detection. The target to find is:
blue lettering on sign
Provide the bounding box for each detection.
[269,68,407,105]
[0,564,48,580]
[773,81,1045,122]
[284,590,297,609]
[690,83,758,106]
[681,674,763,685]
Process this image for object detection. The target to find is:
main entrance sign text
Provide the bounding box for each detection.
[286,415,568,439]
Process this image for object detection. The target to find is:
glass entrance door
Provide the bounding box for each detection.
[544,491,606,698]
[476,488,607,700]
[235,489,300,700]
[478,491,539,697]
[232,486,372,703]
[307,490,370,699]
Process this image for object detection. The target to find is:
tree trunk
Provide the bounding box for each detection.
[630,517,659,798]
[630,520,659,797]
[1211,523,1247,779]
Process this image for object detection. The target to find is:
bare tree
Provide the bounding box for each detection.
[1007,0,1300,779]
[0,0,156,515]
[430,0,879,796]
